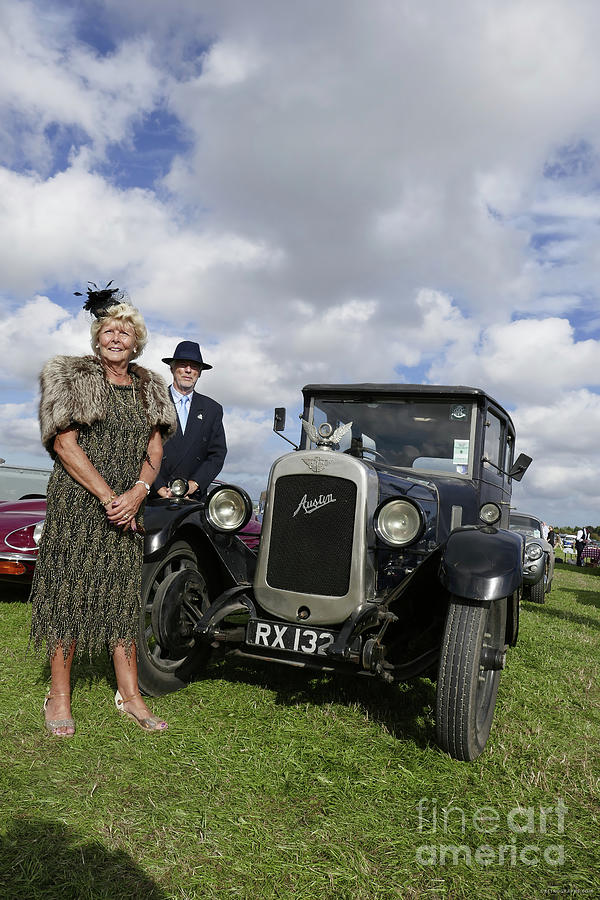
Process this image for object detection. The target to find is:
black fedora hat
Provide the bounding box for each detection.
[162,340,212,370]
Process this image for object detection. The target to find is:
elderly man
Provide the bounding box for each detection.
[153,340,227,498]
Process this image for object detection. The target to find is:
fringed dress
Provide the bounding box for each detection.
[30,360,175,660]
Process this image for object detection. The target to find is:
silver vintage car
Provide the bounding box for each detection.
[509,512,555,603]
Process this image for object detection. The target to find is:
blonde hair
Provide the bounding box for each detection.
[90,303,148,360]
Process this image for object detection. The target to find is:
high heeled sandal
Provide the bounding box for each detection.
[114,690,168,732]
[43,692,75,737]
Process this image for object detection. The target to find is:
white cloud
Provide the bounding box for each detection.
[511,390,600,526]
[217,409,276,496]
[0,161,282,317]
[430,317,600,404]
[0,164,167,294]
[0,297,88,384]
[199,40,263,88]
[0,403,44,466]
[0,2,164,169]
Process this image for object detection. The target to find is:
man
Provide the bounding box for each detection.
[153,340,227,499]
[575,525,591,567]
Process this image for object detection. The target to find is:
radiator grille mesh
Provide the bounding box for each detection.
[266,474,356,596]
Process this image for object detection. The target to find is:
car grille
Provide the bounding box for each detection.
[266,474,357,596]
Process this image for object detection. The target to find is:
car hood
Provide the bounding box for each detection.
[0,498,46,539]
[523,535,553,552]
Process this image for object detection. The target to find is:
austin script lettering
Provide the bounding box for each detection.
[292,492,337,517]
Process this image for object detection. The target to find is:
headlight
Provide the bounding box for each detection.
[169,477,189,498]
[375,499,423,546]
[206,485,252,532]
[479,503,501,525]
[6,520,45,551]
[526,542,543,561]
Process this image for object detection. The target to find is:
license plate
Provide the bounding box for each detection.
[246,619,339,656]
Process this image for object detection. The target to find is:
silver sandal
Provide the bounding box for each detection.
[114,690,168,732]
[43,692,75,737]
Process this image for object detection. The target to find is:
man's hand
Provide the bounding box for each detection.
[186,480,199,496]
[157,486,172,498]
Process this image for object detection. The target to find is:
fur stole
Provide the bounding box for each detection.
[39,354,177,456]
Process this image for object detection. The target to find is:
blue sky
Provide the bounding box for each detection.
[2,0,600,525]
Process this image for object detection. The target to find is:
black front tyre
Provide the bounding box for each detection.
[137,540,213,696]
[529,577,546,604]
[435,596,507,761]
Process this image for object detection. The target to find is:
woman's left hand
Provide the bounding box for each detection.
[105,484,146,530]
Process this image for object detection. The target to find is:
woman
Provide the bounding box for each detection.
[30,285,176,736]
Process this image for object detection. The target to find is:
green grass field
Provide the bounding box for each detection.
[0,564,598,899]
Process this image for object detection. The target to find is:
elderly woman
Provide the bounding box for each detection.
[30,285,176,736]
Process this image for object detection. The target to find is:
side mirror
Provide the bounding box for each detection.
[273,407,286,432]
[272,406,299,449]
[508,453,532,482]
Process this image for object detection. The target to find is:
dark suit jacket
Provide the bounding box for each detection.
[153,390,227,496]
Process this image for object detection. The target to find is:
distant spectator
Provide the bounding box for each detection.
[547,527,557,548]
[575,526,591,567]
[541,521,550,540]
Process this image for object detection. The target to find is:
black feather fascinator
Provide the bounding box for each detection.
[74,281,128,318]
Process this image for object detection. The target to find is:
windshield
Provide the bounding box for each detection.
[0,465,51,501]
[309,397,475,476]
[509,515,542,539]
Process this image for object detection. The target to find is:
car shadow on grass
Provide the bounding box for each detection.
[522,598,600,629]
[206,654,438,749]
[0,582,32,602]
[567,588,600,610]
[0,818,168,900]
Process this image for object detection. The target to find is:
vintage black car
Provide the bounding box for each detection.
[138,384,532,761]
[509,512,555,604]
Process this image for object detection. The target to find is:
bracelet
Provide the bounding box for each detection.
[134,480,151,494]
[102,492,117,507]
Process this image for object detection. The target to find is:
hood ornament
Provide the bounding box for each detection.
[301,419,352,451]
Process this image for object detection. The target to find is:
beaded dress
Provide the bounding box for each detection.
[30,376,151,660]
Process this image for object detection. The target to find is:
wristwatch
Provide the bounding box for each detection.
[135,480,151,493]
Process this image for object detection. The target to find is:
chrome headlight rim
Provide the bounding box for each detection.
[479,502,501,526]
[526,542,544,561]
[205,484,253,533]
[374,497,424,548]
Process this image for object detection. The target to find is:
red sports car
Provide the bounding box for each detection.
[0,465,50,582]
[0,497,47,581]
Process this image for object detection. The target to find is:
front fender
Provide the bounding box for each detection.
[522,556,544,586]
[143,498,257,586]
[439,526,524,604]
[143,498,205,559]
